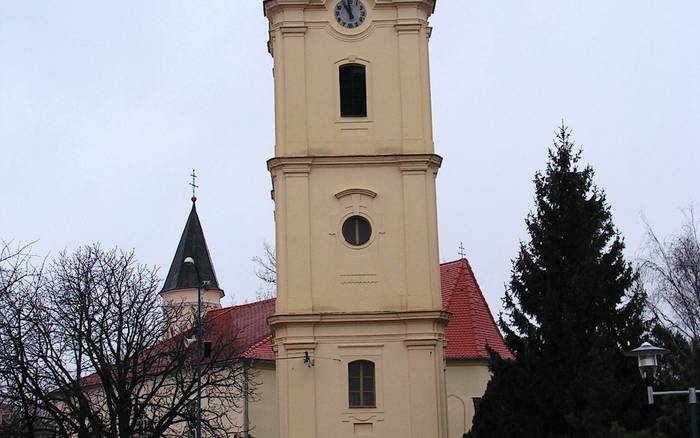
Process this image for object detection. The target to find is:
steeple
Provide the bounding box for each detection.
[162,200,220,292]
[161,199,224,338]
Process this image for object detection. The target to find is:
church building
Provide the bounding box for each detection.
[161,1,511,437]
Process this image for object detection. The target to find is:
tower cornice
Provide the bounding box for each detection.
[267,154,442,171]
[268,309,451,327]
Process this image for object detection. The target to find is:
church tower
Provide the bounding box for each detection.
[161,199,224,338]
[263,1,448,437]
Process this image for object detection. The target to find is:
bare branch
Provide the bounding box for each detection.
[639,206,700,341]
[252,241,276,300]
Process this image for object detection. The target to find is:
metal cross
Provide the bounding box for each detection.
[189,169,199,200]
[458,242,466,259]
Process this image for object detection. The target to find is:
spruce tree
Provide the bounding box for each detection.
[469,124,651,437]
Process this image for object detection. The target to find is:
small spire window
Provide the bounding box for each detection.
[339,64,367,117]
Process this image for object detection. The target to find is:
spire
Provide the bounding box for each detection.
[162,201,220,292]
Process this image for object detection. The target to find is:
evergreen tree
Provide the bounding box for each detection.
[469,124,652,437]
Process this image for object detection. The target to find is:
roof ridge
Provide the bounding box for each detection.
[220,298,275,311]
[206,298,275,325]
[460,258,509,356]
[442,258,469,308]
[242,334,274,358]
[440,258,464,267]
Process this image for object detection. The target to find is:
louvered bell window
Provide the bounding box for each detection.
[339,64,367,117]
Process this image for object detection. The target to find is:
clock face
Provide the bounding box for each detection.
[335,0,367,29]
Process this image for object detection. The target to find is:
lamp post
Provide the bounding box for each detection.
[183,257,203,438]
[626,342,698,438]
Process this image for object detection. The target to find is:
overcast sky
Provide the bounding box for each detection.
[1,1,698,314]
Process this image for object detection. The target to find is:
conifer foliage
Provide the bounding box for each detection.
[469,124,650,437]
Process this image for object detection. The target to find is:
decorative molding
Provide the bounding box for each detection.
[335,188,377,199]
[323,21,382,42]
[267,154,442,171]
[268,158,313,176]
[279,25,308,35]
[340,411,386,423]
[268,310,451,327]
[395,23,422,34]
[404,337,439,348]
[282,341,317,351]
[337,343,385,349]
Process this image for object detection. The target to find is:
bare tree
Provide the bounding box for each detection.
[0,240,48,437]
[0,244,252,438]
[251,242,276,300]
[639,207,700,342]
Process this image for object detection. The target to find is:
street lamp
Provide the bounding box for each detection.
[627,342,668,380]
[183,257,203,438]
[626,342,698,438]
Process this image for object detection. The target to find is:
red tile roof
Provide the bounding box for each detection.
[440,259,513,360]
[222,259,512,362]
[206,298,276,361]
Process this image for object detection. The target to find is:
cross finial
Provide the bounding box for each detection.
[458,242,466,259]
[189,169,198,203]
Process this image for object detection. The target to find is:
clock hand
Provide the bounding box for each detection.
[343,0,354,20]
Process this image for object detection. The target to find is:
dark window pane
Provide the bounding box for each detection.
[342,216,372,246]
[348,360,376,408]
[349,361,361,376]
[340,64,367,117]
[358,219,371,243]
[349,391,361,407]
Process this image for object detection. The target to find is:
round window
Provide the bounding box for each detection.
[342,216,372,246]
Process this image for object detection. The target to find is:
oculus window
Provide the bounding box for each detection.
[342,216,372,246]
[348,360,375,408]
[339,64,367,117]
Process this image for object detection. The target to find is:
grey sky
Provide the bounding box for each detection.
[1,1,698,314]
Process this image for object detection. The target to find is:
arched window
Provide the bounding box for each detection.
[339,64,367,117]
[348,360,375,408]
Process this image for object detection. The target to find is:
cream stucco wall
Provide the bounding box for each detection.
[160,287,224,338]
[244,359,491,438]
[265,0,436,157]
[248,364,278,438]
[268,312,449,438]
[268,155,443,315]
[445,360,491,438]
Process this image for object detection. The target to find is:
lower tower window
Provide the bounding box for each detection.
[348,360,375,408]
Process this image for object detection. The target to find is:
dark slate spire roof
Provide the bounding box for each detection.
[162,201,220,292]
